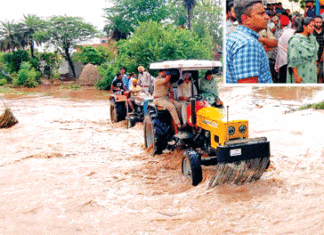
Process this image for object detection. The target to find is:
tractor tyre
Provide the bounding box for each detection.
[115,102,126,122]
[182,151,202,186]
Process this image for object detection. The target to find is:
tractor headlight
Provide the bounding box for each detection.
[228,126,235,135]
[239,125,247,134]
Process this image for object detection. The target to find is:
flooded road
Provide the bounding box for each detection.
[1,84,324,234]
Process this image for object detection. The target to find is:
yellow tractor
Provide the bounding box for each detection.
[144,60,270,187]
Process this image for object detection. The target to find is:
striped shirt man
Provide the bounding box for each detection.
[226,25,273,84]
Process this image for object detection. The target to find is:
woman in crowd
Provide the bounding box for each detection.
[287,17,318,83]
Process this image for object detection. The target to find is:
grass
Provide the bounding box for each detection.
[60,83,81,90]
[0,85,32,96]
[300,101,324,110]
[287,101,324,113]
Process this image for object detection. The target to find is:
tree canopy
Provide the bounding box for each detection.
[104,0,169,40]
[35,16,97,78]
[96,20,214,90]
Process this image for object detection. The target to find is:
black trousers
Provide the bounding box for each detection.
[278,65,287,83]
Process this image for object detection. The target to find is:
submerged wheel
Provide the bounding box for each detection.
[144,114,155,153]
[127,115,136,128]
[110,102,117,123]
[181,151,202,186]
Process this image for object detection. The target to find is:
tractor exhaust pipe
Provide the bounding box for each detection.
[190,74,196,126]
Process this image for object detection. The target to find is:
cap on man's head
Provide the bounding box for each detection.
[132,79,137,84]
[234,0,262,10]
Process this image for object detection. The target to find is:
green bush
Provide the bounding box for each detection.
[3,50,29,73]
[95,64,119,90]
[13,62,40,87]
[0,78,7,86]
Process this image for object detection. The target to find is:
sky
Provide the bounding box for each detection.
[0,0,113,31]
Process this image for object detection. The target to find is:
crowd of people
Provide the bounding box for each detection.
[226,0,324,84]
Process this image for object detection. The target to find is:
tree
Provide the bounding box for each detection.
[20,14,45,58]
[192,0,223,46]
[36,16,97,78]
[73,46,106,65]
[182,0,196,30]
[96,20,213,90]
[0,20,23,52]
[103,0,169,40]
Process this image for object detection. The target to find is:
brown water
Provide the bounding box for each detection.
[1,84,324,234]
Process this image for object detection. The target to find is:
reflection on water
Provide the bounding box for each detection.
[254,86,323,101]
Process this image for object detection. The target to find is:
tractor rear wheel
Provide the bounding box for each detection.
[182,151,202,186]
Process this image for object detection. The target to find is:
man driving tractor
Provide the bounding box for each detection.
[199,70,223,107]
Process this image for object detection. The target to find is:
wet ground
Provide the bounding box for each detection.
[1,83,324,234]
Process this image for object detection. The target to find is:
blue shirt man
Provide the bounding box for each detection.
[305,1,316,18]
[226,0,273,84]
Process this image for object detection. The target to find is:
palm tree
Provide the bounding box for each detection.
[183,0,196,30]
[0,20,22,52]
[21,14,44,57]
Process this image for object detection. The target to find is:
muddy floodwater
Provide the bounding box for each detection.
[1,84,324,234]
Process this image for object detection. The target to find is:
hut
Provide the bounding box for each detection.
[77,63,101,86]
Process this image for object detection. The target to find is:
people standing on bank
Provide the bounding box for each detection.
[226,0,273,84]
[313,15,324,83]
[287,17,318,84]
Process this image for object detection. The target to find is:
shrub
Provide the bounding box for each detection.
[0,78,7,86]
[3,50,29,73]
[95,64,119,90]
[12,62,40,87]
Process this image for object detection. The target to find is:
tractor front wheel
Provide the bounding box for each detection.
[182,151,202,186]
